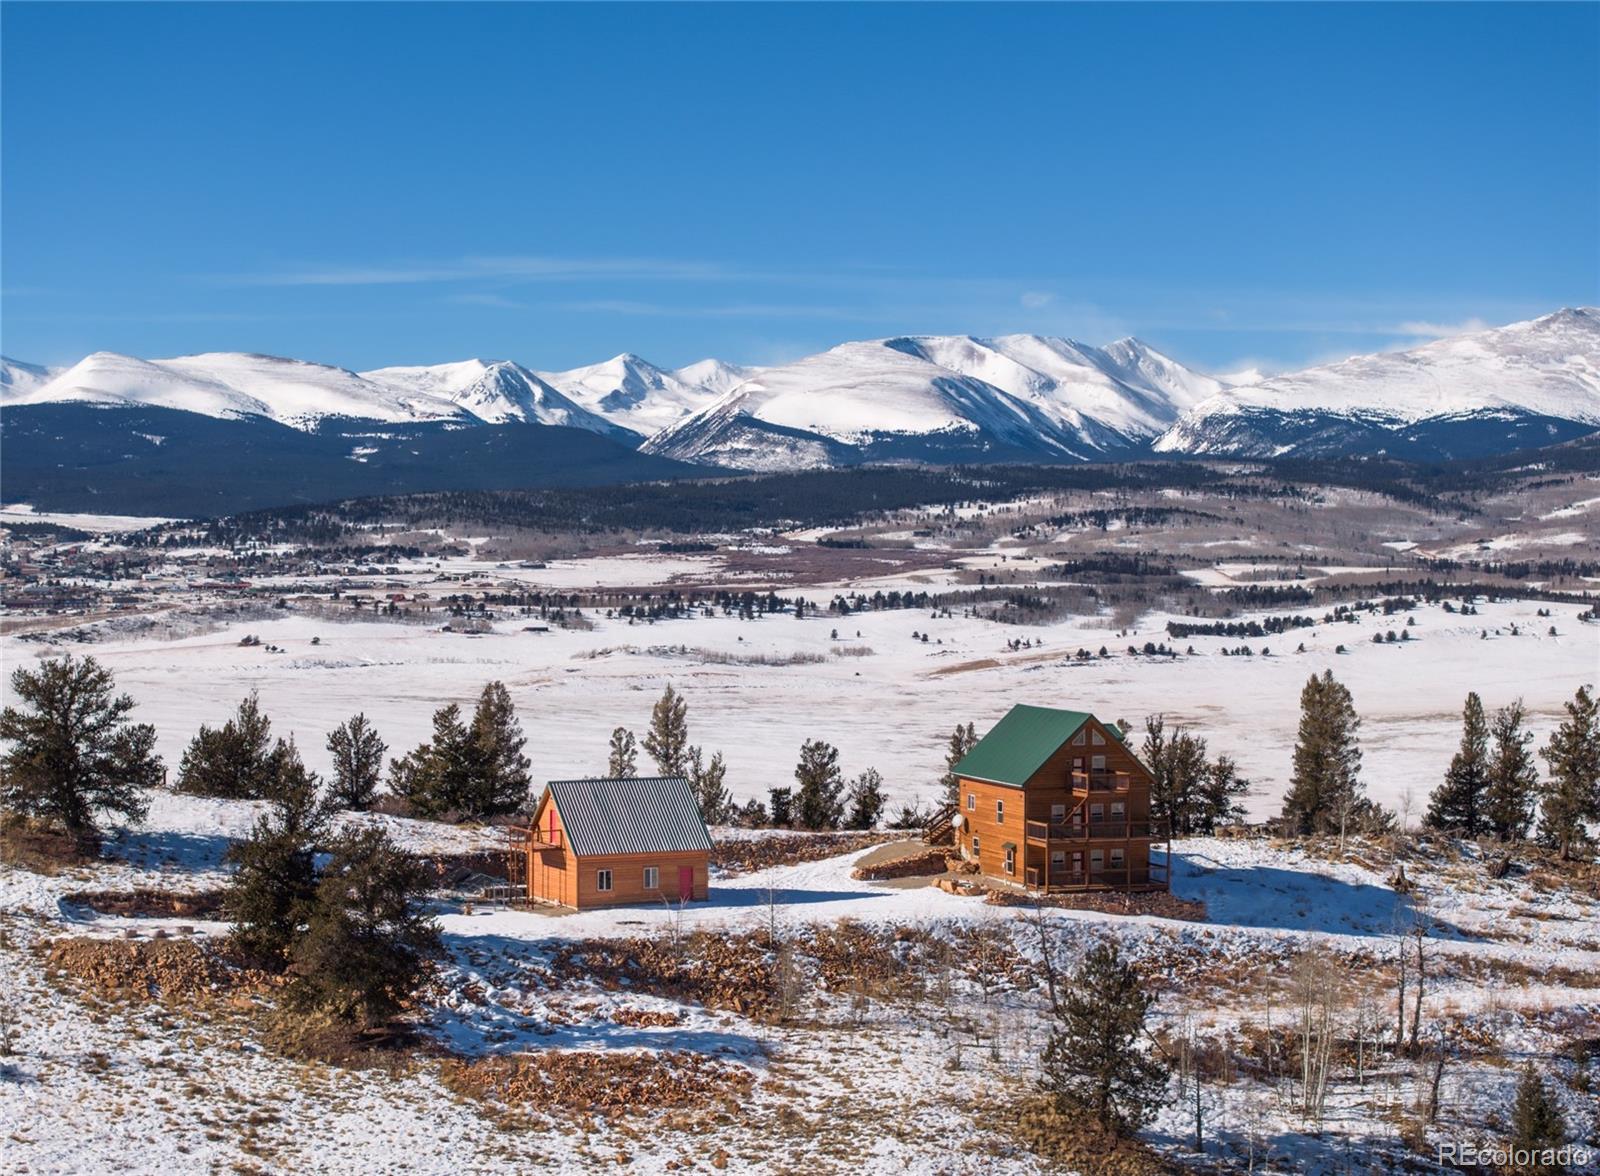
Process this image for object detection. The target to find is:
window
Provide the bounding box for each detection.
[1050,851,1066,869]
[1090,803,1104,822]
[1111,802,1125,822]
[995,798,1004,823]
[1050,802,1066,822]
[972,835,980,856]
[1072,730,1086,746]
[1092,754,1107,771]
[1090,849,1104,871]
[1110,848,1125,868]
[967,792,976,811]
[596,869,613,892]
[1091,729,1105,746]
[643,866,659,890]
[1003,846,1015,874]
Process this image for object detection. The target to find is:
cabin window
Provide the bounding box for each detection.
[1091,729,1105,746]
[1090,849,1104,871]
[1092,754,1107,771]
[995,798,1004,824]
[1003,846,1015,875]
[643,867,659,890]
[1110,848,1125,868]
[1090,803,1104,822]
[1072,730,1086,745]
[1050,802,1066,822]
[972,835,980,856]
[596,869,613,892]
[1050,850,1066,869]
[1111,802,1125,822]
[967,792,976,811]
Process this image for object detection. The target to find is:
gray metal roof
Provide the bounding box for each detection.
[545,776,713,858]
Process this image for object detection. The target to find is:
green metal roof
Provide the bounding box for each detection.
[954,705,1094,787]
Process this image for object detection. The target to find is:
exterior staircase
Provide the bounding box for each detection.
[922,801,958,846]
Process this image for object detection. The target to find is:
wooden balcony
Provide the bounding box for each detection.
[1024,819,1165,843]
[1023,862,1170,892]
[508,825,563,851]
[1070,769,1132,792]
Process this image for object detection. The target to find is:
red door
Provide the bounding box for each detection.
[678,865,695,901]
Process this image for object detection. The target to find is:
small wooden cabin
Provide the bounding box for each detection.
[510,777,713,910]
[948,705,1168,893]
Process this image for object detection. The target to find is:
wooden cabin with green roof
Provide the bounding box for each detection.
[944,704,1168,893]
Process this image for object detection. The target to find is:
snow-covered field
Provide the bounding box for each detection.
[5,588,1591,822]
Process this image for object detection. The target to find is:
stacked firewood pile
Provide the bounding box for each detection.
[41,936,260,1002]
[850,850,951,881]
[439,1049,754,1115]
[711,832,895,875]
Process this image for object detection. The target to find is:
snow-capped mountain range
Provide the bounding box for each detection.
[5,308,1598,471]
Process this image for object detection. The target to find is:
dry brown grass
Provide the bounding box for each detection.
[0,816,100,874]
[439,1050,754,1117]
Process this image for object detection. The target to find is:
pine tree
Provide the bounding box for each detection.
[1509,1063,1566,1164]
[687,746,732,825]
[1282,671,1366,837]
[1039,940,1169,1136]
[1144,716,1212,835]
[283,826,441,1026]
[387,703,474,819]
[224,740,328,968]
[845,767,886,830]
[1484,700,1539,842]
[465,681,530,817]
[607,727,638,778]
[0,653,161,837]
[1538,686,1600,859]
[175,692,280,799]
[1426,692,1490,836]
[1197,754,1250,833]
[794,739,845,830]
[643,684,690,776]
[767,787,793,827]
[938,722,978,805]
[325,713,386,811]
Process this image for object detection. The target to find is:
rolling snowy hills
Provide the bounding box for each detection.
[1154,308,1600,458]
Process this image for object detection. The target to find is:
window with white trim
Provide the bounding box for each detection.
[972,835,980,856]
[1003,846,1015,875]
[596,869,613,892]
[1092,754,1107,771]
[1072,730,1086,745]
[1111,802,1125,822]
[1090,849,1104,871]
[1090,803,1104,822]
[643,866,659,890]
[1110,848,1125,868]
[1091,729,1105,746]
[995,798,1004,823]
[967,792,976,811]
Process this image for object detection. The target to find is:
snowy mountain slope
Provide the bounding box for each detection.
[0,356,59,395]
[8,351,475,430]
[361,359,633,439]
[539,353,725,438]
[672,357,762,397]
[887,333,1225,449]
[1155,308,1600,457]
[641,339,1091,468]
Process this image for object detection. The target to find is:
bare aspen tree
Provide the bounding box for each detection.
[1408,906,1431,1054]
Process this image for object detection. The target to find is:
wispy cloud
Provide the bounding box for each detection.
[1391,317,1490,338]
[211,254,742,288]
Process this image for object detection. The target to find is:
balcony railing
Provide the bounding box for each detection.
[1070,769,1131,792]
[1022,862,1169,891]
[508,825,563,851]
[1024,819,1165,842]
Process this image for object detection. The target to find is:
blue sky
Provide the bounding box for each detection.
[4,2,1596,375]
